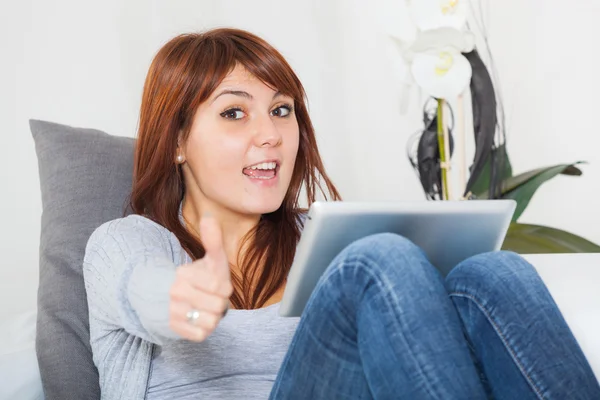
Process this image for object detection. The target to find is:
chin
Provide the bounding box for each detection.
[242,197,285,216]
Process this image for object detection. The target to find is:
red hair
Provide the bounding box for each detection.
[130,28,341,309]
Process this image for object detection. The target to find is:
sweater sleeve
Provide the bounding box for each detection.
[83,215,184,345]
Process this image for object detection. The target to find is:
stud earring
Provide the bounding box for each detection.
[176,154,184,163]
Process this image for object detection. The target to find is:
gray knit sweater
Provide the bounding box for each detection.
[83,215,299,400]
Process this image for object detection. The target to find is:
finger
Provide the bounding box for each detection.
[176,264,233,297]
[170,280,229,314]
[199,214,228,270]
[169,321,210,342]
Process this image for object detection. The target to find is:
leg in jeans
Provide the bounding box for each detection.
[269,233,487,400]
[446,251,600,400]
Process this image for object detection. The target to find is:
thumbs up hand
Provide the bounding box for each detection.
[168,214,233,342]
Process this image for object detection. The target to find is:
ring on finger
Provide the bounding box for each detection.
[186,309,201,325]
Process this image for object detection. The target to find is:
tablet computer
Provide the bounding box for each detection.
[279,200,516,317]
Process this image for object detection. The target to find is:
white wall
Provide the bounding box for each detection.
[2,0,599,316]
[485,0,600,247]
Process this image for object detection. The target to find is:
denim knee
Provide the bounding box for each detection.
[445,250,541,300]
[324,233,439,293]
[342,233,423,260]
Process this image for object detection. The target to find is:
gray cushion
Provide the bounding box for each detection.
[31,120,134,400]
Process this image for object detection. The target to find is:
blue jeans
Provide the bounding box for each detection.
[269,233,600,399]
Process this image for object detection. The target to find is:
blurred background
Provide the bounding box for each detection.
[2,0,599,315]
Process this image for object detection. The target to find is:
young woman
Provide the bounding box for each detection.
[83,28,600,400]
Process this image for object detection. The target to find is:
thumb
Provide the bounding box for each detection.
[199,214,228,271]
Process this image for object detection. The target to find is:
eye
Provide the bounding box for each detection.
[220,108,246,120]
[270,104,293,118]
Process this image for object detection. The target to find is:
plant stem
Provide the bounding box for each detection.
[437,99,450,200]
[457,95,467,195]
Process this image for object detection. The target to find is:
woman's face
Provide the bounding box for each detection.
[180,64,300,217]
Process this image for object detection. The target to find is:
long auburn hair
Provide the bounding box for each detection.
[129,28,341,309]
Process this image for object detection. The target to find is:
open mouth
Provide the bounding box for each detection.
[242,161,279,180]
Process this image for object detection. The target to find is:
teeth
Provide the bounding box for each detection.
[249,161,277,170]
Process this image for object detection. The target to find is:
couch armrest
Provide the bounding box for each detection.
[524,253,600,380]
[0,310,43,399]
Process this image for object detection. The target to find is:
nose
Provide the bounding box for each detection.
[251,114,282,148]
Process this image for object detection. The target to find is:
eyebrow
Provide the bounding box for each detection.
[210,89,284,104]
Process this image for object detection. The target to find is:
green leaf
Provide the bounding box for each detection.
[469,144,513,197]
[503,163,584,221]
[475,162,584,221]
[502,223,600,254]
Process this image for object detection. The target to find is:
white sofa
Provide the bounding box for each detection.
[1,253,598,399]
[523,253,600,378]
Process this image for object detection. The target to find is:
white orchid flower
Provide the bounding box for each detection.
[411,47,472,99]
[407,27,474,55]
[410,0,468,31]
[406,27,474,99]
[380,0,475,103]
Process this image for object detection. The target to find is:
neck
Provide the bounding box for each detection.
[181,196,260,266]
